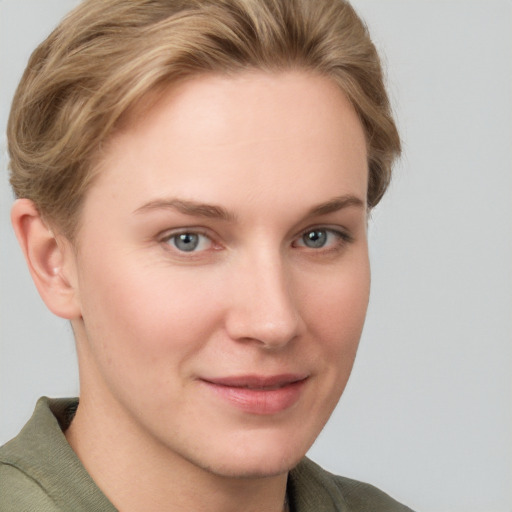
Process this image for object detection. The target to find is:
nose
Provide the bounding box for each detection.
[224,250,303,350]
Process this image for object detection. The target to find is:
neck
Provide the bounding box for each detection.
[65,390,289,512]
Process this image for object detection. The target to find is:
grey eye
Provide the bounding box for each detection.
[173,233,200,252]
[302,230,328,248]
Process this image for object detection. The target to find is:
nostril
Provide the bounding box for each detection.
[225,304,302,349]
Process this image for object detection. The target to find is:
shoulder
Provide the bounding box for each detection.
[0,462,60,512]
[0,397,67,511]
[289,458,414,512]
[1,397,117,512]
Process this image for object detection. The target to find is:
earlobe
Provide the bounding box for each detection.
[11,198,82,320]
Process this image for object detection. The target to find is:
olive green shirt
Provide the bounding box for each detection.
[0,397,413,511]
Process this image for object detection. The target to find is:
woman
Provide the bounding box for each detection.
[0,0,410,510]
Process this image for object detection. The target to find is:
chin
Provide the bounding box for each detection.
[188,433,310,479]
[202,455,302,480]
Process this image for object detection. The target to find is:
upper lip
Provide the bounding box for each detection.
[201,374,308,390]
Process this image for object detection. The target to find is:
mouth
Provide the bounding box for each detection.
[199,374,309,415]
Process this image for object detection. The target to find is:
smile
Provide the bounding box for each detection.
[199,374,309,415]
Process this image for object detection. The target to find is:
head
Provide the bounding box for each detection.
[8,0,399,240]
[8,0,400,483]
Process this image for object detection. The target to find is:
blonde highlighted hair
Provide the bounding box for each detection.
[8,0,400,238]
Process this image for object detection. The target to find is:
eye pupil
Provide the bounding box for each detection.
[174,233,199,252]
[303,230,327,248]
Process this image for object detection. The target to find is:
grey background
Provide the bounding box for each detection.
[1,1,511,511]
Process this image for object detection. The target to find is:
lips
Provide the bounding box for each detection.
[199,374,308,415]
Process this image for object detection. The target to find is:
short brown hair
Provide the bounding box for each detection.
[8,0,401,238]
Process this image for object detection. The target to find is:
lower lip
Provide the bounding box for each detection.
[201,379,307,415]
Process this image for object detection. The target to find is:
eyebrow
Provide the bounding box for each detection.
[307,195,365,216]
[133,194,364,221]
[134,198,236,221]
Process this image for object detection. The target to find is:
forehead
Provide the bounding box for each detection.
[86,70,368,219]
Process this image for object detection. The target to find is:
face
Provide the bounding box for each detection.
[69,71,370,478]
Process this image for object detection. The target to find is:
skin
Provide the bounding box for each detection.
[12,70,370,512]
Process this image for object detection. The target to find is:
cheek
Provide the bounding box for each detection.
[300,256,370,374]
[75,251,223,369]
[305,257,370,332]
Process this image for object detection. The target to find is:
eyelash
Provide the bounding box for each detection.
[293,227,353,252]
[159,226,353,256]
[160,229,215,254]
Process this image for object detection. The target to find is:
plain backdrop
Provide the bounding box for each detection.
[1,1,511,511]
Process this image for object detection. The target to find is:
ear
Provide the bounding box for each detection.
[11,199,82,320]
